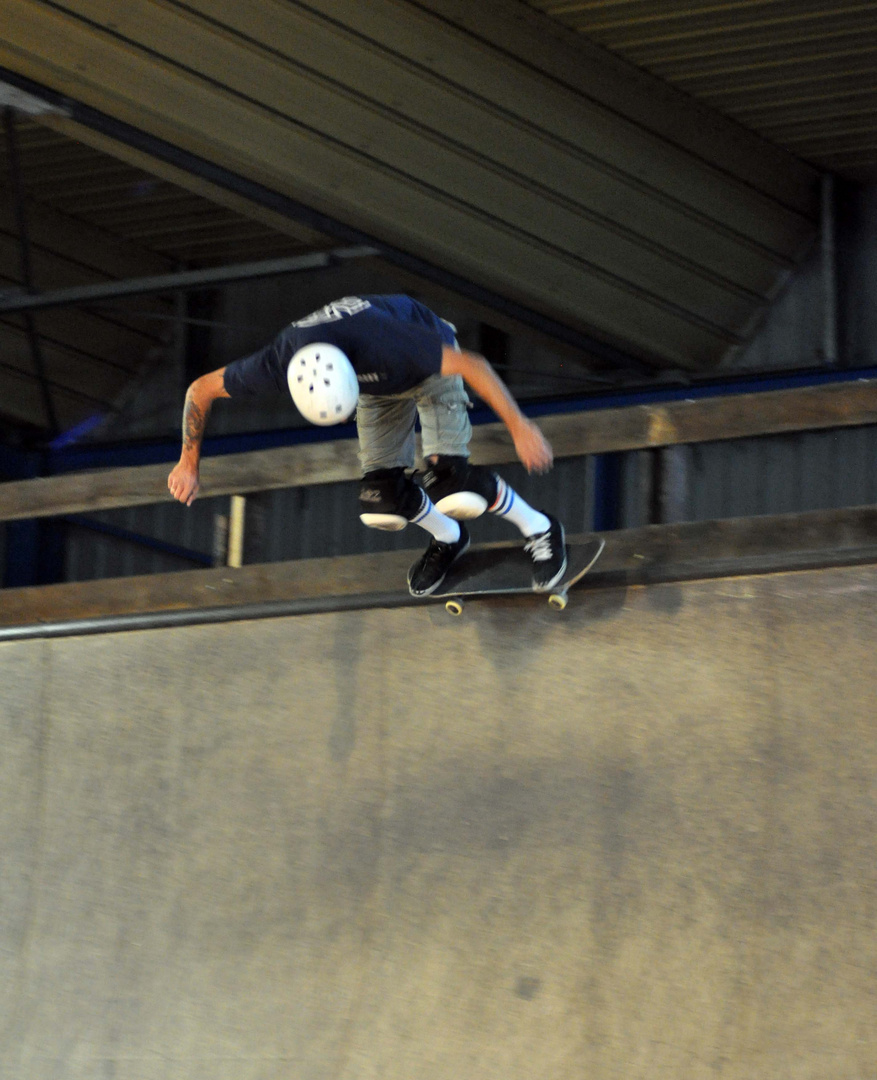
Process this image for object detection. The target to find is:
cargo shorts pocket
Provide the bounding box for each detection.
[416,374,472,459]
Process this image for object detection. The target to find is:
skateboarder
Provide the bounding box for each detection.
[167,294,566,596]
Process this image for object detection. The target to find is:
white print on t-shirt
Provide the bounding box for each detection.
[291,296,371,328]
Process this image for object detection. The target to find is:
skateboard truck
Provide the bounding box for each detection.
[445,587,570,616]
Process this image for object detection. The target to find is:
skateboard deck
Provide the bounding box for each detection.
[432,535,605,615]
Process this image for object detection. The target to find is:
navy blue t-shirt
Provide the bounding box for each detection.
[223,295,456,399]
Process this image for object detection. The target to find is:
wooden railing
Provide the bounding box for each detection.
[2,379,876,523]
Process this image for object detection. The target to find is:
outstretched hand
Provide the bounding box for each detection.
[168,460,200,506]
[440,348,555,473]
[512,417,554,474]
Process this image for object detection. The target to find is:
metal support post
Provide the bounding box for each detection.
[592,453,623,532]
[227,495,247,568]
[821,172,839,367]
[659,446,691,524]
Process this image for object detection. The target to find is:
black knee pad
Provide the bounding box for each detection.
[423,455,499,518]
[359,468,425,530]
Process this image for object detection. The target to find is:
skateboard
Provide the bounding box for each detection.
[433,535,605,616]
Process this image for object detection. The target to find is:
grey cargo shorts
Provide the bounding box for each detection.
[356,373,472,473]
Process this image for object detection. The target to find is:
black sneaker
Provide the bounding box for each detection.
[422,457,498,520]
[524,514,567,592]
[408,524,470,597]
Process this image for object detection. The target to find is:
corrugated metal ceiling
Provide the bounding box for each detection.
[0,116,339,432]
[525,0,877,182]
[0,0,819,374]
[0,0,840,440]
[4,119,329,267]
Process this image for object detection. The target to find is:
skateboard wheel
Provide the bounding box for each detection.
[445,598,464,616]
[548,592,568,611]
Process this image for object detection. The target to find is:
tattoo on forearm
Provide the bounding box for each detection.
[182,398,207,452]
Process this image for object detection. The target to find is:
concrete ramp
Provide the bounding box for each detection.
[2,566,876,1078]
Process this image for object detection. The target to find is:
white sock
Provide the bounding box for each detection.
[489,478,550,537]
[410,492,461,543]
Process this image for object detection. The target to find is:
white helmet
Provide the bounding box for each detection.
[287,343,359,425]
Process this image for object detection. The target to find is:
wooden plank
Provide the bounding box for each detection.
[1,505,875,634]
[2,380,876,521]
[0,438,361,520]
[472,379,877,461]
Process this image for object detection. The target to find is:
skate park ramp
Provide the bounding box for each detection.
[2,564,875,1078]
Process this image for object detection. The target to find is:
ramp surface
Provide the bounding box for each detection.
[2,565,875,1078]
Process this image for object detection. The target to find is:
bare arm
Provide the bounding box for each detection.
[440,347,553,473]
[168,368,230,505]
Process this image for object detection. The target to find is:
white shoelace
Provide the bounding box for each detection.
[524,531,553,562]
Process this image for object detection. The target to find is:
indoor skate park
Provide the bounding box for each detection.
[1,3,876,1078]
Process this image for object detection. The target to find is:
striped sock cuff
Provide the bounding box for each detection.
[490,478,514,516]
[409,489,430,524]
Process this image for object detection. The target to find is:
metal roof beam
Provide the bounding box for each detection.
[0,244,380,313]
